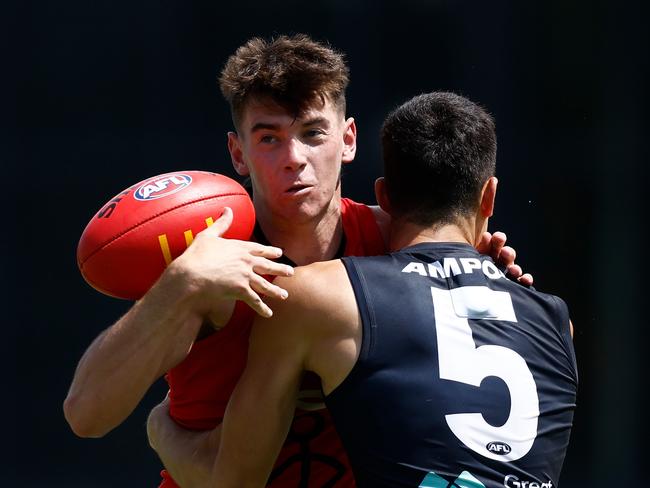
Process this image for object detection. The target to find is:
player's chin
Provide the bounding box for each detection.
[280,199,329,223]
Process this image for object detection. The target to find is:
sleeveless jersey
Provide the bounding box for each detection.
[328,242,577,488]
[160,198,386,488]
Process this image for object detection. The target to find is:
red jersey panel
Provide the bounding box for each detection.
[160,198,386,487]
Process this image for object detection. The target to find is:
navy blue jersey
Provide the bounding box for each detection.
[327,242,577,488]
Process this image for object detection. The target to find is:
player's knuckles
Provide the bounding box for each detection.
[506,264,523,277]
[193,233,225,249]
[491,231,507,245]
[246,291,264,307]
[501,246,516,262]
[250,281,271,297]
[259,278,278,294]
[221,273,250,290]
[252,259,285,274]
[520,273,534,285]
[236,284,255,299]
[227,250,254,266]
[242,269,261,284]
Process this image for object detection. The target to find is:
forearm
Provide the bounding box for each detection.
[210,317,304,487]
[64,209,292,439]
[148,400,221,488]
[212,392,292,488]
[64,266,205,437]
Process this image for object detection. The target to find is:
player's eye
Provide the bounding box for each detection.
[259,134,277,144]
[304,129,325,138]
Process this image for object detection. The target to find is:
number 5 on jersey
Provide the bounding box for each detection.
[431,286,539,461]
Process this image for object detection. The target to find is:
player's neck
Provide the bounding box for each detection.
[256,200,344,266]
[388,217,478,251]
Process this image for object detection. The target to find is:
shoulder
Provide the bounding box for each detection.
[274,260,350,310]
[270,260,357,337]
[519,286,570,321]
[504,282,575,349]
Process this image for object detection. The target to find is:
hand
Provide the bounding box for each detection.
[476,231,533,286]
[170,207,294,320]
[147,395,221,488]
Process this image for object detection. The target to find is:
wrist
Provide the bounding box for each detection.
[151,261,206,316]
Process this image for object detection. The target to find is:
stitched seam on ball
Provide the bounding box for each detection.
[79,192,248,266]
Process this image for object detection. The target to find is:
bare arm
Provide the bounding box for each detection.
[63,268,204,438]
[147,397,221,488]
[208,261,358,487]
[210,293,307,487]
[64,209,294,438]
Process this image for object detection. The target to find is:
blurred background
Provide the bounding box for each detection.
[6,0,648,485]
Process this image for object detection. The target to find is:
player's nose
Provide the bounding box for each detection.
[283,138,308,171]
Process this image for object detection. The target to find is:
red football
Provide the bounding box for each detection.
[77,170,255,300]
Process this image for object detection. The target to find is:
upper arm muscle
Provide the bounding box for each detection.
[211,282,308,486]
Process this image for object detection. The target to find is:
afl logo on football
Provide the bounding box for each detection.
[486,441,511,455]
[134,174,193,201]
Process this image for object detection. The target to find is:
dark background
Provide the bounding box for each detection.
[6,0,648,486]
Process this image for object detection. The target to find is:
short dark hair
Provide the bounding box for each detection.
[381,92,497,226]
[219,34,349,129]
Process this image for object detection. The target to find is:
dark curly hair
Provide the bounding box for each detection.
[219,34,349,129]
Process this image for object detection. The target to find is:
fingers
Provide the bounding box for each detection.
[477,231,508,264]
[506,261,534,287]
[252,257,294,278]
[479,232,534,287]
[249,274,289,301]
[489,231,507,262]
[475,232,492,255]
[506,264,523,279]
[231,272,289,319]
[241,288,274,318]
[201,207,234,237]
[180,217,295,318]
[248,243,285,259]
[497,245,516,268]
[517,273,534,287]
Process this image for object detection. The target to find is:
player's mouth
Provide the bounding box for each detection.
[285,183,313,195]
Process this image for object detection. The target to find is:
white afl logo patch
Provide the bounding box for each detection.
[134,174,193,201]
[486,441,512,455]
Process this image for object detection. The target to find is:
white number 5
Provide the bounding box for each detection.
[431,286,539,461]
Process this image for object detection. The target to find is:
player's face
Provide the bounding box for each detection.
[228,97,356,226]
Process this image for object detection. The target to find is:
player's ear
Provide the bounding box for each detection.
[228,132,250,176]
[341,117,357,164]
[375,177,393,214]
[479,176,498,218]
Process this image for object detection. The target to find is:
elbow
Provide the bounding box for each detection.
[63,393,111,438]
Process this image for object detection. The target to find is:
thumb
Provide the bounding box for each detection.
[203,207,234,237]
